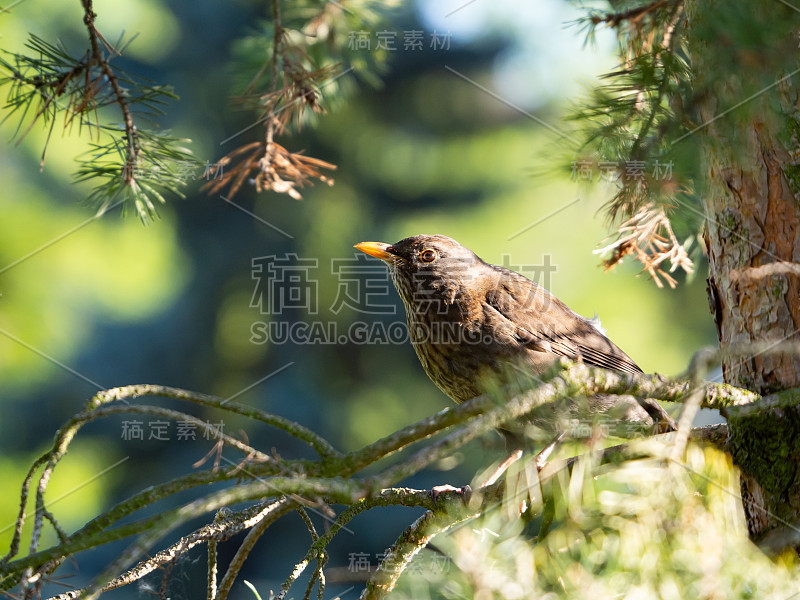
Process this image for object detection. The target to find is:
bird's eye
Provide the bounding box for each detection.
[419,249,438,263]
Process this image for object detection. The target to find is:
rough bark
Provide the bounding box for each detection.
[696,46,800,540]
[705,125,800,393]
[683,0,800,543]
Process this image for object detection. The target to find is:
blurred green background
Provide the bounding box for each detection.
[0,0,717,597]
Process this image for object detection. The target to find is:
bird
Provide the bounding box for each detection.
[355,234,675,475]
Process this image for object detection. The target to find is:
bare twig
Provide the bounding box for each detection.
[206,509,229,600]
[360,510,466,600]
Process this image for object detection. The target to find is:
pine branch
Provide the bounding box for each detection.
[569,0,700,284]
[0,3,196,221]
[207,0,400,202]
[588,0,675,27]
[207,0,340,201]
[81,0,137,181]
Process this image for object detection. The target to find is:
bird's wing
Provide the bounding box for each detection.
[483,267,642,375]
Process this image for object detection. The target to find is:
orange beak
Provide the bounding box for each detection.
[354,241,397,262]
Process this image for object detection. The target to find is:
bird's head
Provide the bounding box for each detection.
[355,235,485,307]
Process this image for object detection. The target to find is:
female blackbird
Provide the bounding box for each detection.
[355,234,675,445]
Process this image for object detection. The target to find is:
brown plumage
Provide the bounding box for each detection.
[355,234,675,444]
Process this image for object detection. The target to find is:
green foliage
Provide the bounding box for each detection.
[0,29,195,221]
[571,0,798,210]
[243,579,265,600]
[569,0,696,218]
[0,2,759,598]
[0,0,402,217]
[230,0,401,115]
[394,444,800,599]
[568,0,800,284]
[0,172,188,390]
[211,0,402,201]
[74,127,194,220]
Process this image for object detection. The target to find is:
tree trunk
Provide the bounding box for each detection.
[687,0,800,545]
[697,94,799,550]
[704,121,800,541]
[705,122,800,394]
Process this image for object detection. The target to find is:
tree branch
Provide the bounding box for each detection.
[45,500,292,600]
[2,358,764,597]
[589,0,678,27]
[81,0,139,185]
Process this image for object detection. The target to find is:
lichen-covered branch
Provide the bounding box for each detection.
[45,500,291,600]
[2,356,770,597]
[360,510,467,600]
[214,499,301,600]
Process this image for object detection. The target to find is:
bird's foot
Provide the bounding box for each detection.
[431,484,472,508]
